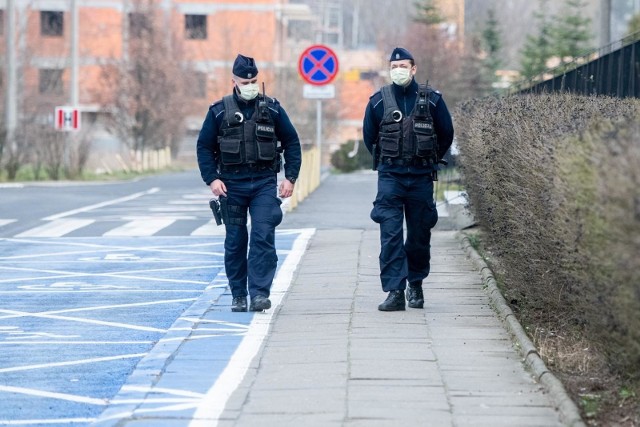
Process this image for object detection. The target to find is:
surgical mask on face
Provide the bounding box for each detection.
[390,67,412,86]
[237,82,259,101]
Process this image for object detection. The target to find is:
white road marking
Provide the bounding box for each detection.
[43,188,160,220]
[121,385,204,398]
[0,264,214,286]
[0,353,147,374]
[0,238,223,260]
[189,228,315,426]
[191,219,226,236]
[0,309,167,332]
[103,218,176,236]
[0,220,16,228]
[0,418,96,425]
[0,297,199,318]
[0,385,107,405]
[15,219,95,238]
[0,340,154,345]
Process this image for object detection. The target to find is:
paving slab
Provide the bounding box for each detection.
[214,172,565,426]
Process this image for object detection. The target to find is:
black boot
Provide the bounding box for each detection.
[231,296,248,312]
[406,281,424,309]
[378,290,406,311]
[250,295,272,312]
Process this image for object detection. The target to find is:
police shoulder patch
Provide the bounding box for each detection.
[209,99,223,111]
[428,89,442,105]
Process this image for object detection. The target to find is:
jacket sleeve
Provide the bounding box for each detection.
[274,105,302,180]
[431,96,454,160]
[362,94,382,154]
[196,108,221,185]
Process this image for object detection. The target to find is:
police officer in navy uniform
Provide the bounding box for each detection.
[363,47,454,311]
[197,54,301,312]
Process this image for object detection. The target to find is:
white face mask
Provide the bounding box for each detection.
[237,82,259,101]
[390,67,412,86]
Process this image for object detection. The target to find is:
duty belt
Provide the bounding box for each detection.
[219,163,272,173]
[381,157,432,167]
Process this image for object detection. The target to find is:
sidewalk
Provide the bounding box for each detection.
[211,171,567,426]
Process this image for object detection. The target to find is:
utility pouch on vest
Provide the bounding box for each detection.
[413,119,437,159]
[255,123,276,161]
[379,122,402,157]
[219,127,243,165]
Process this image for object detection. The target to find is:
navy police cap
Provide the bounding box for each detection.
[232,54,258,79]
[389,47,414,62]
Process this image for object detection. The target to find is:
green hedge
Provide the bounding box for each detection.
[455,93,640,379]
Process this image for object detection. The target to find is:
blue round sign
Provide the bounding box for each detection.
[298,45,339,86]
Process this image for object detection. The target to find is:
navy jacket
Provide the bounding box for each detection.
[363,79,454,174]
[196,92,302,185]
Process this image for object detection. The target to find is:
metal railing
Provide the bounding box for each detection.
[512,31,640,98]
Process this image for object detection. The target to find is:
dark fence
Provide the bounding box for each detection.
[513,35,640,98]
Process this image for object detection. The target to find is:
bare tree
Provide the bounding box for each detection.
[98,0,190,163]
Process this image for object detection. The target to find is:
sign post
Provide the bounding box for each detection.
[298,45,339,171]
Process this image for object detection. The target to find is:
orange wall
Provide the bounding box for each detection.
[7,0,281,108]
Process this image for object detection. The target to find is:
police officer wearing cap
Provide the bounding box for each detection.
[197,54,302,312]
[363,47,454,311]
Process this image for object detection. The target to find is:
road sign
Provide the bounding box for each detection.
[298,44,339,86]
[54,106,81,131]
[303,84,335,99]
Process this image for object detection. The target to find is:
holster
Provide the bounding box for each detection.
[209,196,230,226]
[209,198,222,225]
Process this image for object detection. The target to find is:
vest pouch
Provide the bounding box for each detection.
[379,122,402,157]
[255,123,276,161]
[413,119,437,159]
[219,127,243,165]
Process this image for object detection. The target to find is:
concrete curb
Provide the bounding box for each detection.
[457,232,586,427]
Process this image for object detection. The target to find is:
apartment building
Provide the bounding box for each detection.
[0,1,326,168]
[1,0,469,169]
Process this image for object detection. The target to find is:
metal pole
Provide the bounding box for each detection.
[5,0,17,143]
[316,99,322,172]
[600,0,611,50]
[70,0,79,106]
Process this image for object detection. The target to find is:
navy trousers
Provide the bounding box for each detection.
[223,175,283,299]
[370,172,438,292]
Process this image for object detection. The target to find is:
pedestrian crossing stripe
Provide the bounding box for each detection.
[15,219,96,238]
[0,220,17,228]
[103,219,176,237]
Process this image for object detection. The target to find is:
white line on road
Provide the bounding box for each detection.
[103,219,176,236]
[43,188,160,221]
[0,309,167,332]
[0,220,16,228]
[0,353,147,374]
[191,219,226,236]
[189,228,315,426]
[0,418,96,425]
[15,219,95,238]
[0,385,107,405]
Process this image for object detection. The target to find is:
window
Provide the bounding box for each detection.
[187,71,207,98]
[41,11,64,36]
[128,12,149,39]
[39,69,64,94]
[185,14,206,40]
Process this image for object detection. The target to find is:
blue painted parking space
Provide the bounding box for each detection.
[0,230,309,426]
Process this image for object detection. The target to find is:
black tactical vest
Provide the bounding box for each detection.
[218,95,278,171]
[378,84,438,167]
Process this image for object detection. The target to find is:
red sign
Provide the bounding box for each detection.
[55,106,81,131]
[298,45,339,86]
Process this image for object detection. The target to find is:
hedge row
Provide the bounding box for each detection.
[455,93,640,379]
